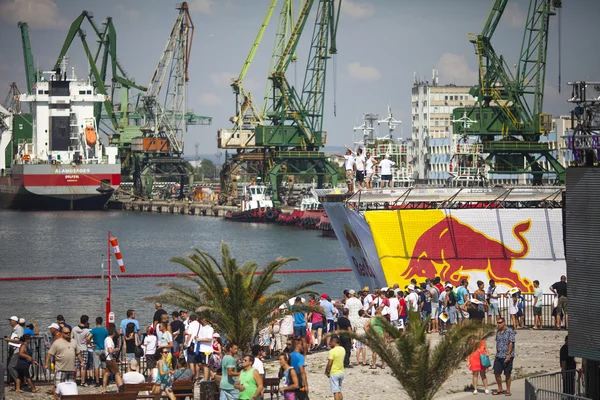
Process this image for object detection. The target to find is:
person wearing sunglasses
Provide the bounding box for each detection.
[492,318,516,396]
[234,355,263,400]
[155,349,176,400]
[45,326,85,397]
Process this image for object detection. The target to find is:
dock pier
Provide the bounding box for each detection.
[107,199,239,217]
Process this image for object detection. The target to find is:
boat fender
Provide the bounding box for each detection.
[266,209,275,220]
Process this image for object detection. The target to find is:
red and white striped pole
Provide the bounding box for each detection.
[106,231,111,328]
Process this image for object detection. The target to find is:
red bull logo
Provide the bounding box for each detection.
[399,216,533,292]
[343,224,361,250]
[343,224,376,278]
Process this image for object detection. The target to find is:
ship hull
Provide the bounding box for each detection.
[0,163,120,210]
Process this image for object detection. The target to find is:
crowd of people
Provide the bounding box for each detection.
[3,275,570,399]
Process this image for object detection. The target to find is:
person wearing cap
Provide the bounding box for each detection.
[379,154,396,188]
[444,284,458,328]
[344,289,362,329]
[48,323,61,341]
[5,316,24,386]
[406,285,419,314]
[122,359,145,384]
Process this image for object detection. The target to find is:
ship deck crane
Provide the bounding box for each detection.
[452,0,564,185]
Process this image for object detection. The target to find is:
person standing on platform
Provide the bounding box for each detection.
[332,149,355,193]
[119,310,140,335]
[72,315,90,386]
[378,154,396,189]
[4,315,24,386]
[532,280,544,329]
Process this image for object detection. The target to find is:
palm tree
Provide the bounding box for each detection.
[339,312,495,400]
[147,242,322,350]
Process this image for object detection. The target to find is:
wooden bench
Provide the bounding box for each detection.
[263,377,280,400]
[123,381,195,399]
[63,393,138,399]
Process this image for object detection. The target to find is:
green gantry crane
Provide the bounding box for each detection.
[220,0,341,205]
[51,4,211,197]
[451,0,565,185]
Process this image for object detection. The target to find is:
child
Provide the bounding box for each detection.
[508,293,519,330]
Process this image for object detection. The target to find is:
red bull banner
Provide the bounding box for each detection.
[363,209,565,293]
[324,203,387,289]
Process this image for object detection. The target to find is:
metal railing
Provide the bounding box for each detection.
[471,292,565,329]
[525,370,590,399]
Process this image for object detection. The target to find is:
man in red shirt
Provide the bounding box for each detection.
[398,292,407,331]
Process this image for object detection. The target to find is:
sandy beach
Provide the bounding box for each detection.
[5,329,568,399]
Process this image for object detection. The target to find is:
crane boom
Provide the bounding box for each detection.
[18,22,38,94]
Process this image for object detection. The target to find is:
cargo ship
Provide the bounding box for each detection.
[0,60,121,210]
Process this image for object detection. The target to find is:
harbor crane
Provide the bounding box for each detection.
[44,4,211,197]
[219,0,342,205]
[452,0,565,185]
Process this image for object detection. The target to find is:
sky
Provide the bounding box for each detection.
[0,0,599,156]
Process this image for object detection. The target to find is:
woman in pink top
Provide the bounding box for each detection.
[308,294,325,351]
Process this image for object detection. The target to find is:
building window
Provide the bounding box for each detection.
[445,96,448,101]
[87,90,92,95]
[79,90,86,95]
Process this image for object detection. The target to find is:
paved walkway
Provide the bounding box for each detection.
[444,378,526,399]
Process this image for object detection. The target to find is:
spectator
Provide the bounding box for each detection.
[444,284,457,328]
[124,322,140,361]
[153,302,168,328]
[467,337,490,394]
[72,315,90,386]
[235,355,263,400]
[364,151,378,189]
[508,293,519,331]
[195,317,214,381]
[320,294,336,347]
[487,279,501,324]
[220,343,240,400]
[173,356,194,382]
[15,334,39,393]
[170,311,185,356]
[87,317,108,387]
[142,327,157,371]
[251,344,265,378]
[354,310,369,366]
[398,291,408,330]
[211,333,223,372]
[367,309,386,369]
[419,283,433,332]
[184,313,200,379]
[122,359,145,384]
[492,317,515,396]
[325,335,345,400]
[155,348,176,400]
[102,324,124,394]
[550,275,568,330]
[532,280,544,329]
[307,294,325,351]
[4,315,24,386]
[379,154,396,188]
[560,335,576,395]
[290,339,309,395]
[292,297,307,355]
[55,381,78,397]
[57,315,72,332]
[332,149,355,193]
[45,326,84,397]
[336,308,352,368]
[456,279,470,324]
[278,352,300,400]
[119,310,140,335]
[472,281,487,324]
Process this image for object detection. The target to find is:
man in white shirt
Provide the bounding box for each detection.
[364,151,377,189]
[406,285,420,312]
[346,146,366,190]
[344,289,363,329]
[196,318,214,381]
[379,154,396,188]
[122,359,146,384]
[362,286,374,311]
[184,314,201,379]
[333,149,356,193]
[387,290,401,328]
[251,345,265,377]
[55,381,78,397]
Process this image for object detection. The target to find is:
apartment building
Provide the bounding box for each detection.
[411,72,477,184]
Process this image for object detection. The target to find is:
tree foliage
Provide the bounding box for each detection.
[146,242,322,350]
[339,312,495,400]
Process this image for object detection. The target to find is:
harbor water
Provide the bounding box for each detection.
[0,210,356,336]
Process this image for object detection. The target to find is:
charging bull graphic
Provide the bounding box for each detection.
[400,216,533,292]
